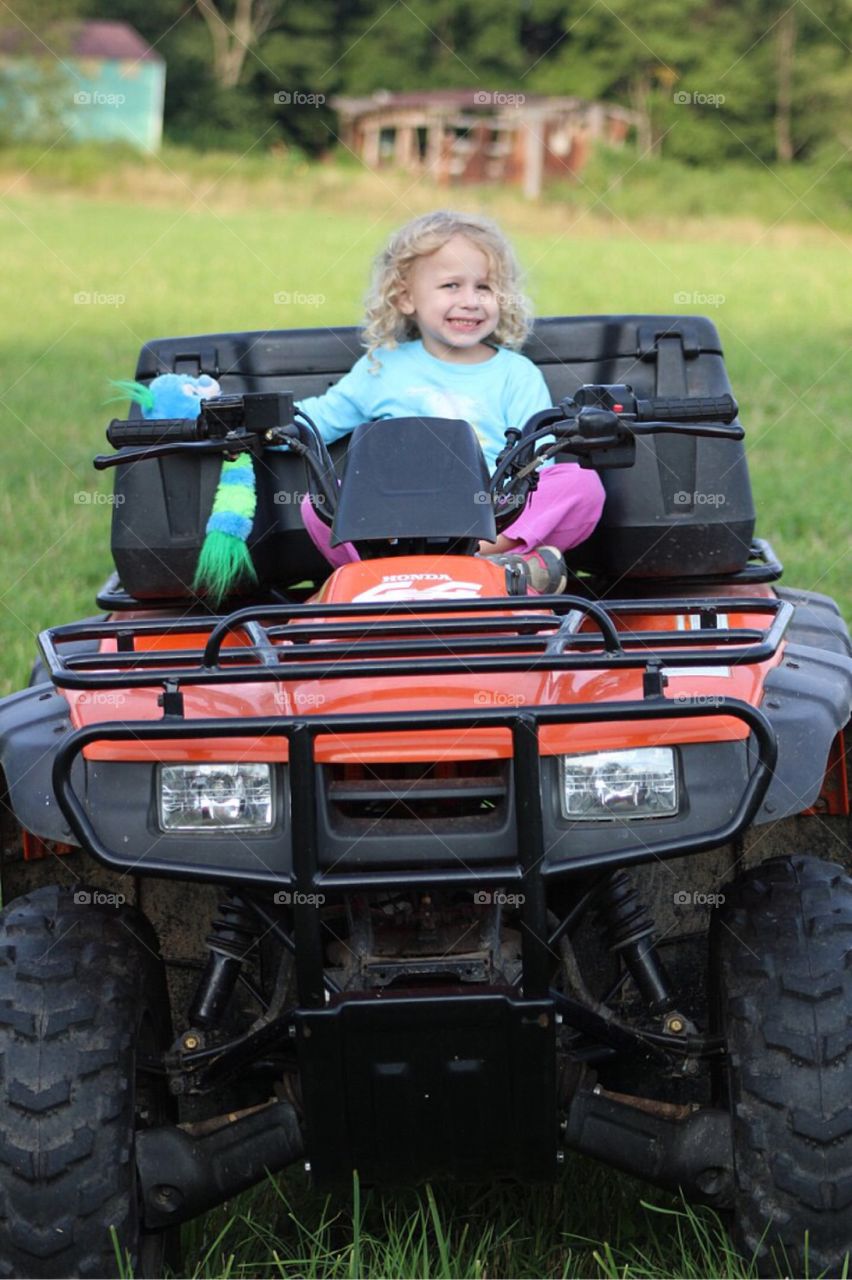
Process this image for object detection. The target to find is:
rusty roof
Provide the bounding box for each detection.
[0,20,163,63]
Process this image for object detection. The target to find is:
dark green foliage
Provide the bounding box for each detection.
[63,0,852,167]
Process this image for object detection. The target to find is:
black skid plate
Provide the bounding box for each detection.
[295,992,557,1185]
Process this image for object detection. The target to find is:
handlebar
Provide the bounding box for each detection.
[94,383,744,537]
[489,384,742,531]
[569,384,738,426]
[106,418,204,448]
[95,391,299,471]
[634,393,738,424]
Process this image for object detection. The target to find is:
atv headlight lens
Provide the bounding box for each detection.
[559,748,678,821]
[158,764,274,831]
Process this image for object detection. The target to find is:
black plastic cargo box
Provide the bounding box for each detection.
[110,315,755,597]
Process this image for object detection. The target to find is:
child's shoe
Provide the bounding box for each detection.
[485,545,568,595]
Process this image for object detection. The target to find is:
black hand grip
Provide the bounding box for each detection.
[106,418,202,448]
[635,394,738,424]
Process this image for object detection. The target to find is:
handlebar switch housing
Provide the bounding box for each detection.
[555,406,636,471]
[204,391,295,439]
[568,384,637,414]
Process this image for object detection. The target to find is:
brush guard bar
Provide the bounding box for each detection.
[52,698,776,1007]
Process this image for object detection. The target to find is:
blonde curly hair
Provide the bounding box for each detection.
[361,210,533,363]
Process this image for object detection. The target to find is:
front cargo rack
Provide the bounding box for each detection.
[40,592,793,690]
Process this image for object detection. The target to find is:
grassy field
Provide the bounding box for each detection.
[1,153,850,1277]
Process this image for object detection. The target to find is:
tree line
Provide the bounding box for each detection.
[7,0,851,169]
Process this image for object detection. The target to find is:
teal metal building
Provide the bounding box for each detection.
[66,21,165,152]
[2,20,165,152]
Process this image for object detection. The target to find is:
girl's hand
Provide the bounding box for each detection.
[478,535,517,554]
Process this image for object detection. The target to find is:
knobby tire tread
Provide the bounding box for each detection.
[0,885,171,1279]
[714,854,852,1276]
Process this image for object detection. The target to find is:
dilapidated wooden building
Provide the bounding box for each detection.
[332,90,639,197]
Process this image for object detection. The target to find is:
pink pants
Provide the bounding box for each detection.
[301,463,606,569]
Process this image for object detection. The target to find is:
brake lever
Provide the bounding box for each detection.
[93,436,255,472]
[554,406,743,460]
[630,419,745,441]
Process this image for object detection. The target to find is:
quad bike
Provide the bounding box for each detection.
[0,315,850,1278]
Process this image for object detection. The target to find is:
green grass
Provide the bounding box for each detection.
[171,1169,763,1280]
[2,139,851,235]
[0,154,850,1276]
[545,143,852,234]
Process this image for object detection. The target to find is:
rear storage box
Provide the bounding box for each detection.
[110,316,754,597]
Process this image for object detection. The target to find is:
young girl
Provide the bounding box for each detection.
[297,210,604,593]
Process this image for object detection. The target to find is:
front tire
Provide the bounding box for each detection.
[0,885,175,1278]
[711,855,852,1277]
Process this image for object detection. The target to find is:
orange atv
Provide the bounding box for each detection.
[0,315,850,1278]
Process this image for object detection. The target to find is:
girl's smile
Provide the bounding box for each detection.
[397,234,500,363]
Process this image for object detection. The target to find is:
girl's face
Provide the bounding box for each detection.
[396,234,500,363]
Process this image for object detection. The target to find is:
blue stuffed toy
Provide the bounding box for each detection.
[112,372,220,420]
[111,374,258,603]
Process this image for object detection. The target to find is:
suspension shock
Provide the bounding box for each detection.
[597,870,676,1016]
[189,893,260,1029]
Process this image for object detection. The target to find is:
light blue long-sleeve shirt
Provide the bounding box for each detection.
[296,339,553,472]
